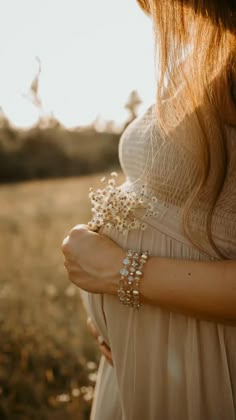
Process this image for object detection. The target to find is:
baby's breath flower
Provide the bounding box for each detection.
[88,176,160,233]
[108,179,116,187]
[88,221,96,230]
[145,212,153,218]
[141,223,147,231]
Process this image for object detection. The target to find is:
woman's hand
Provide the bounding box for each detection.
[87,317,113,366]
[62,224,125,294]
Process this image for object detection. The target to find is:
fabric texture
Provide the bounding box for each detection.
[81,106,236,420]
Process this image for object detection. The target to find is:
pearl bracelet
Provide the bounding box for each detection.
[117,249,150,309]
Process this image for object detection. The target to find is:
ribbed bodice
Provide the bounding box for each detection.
[118,106,236,259]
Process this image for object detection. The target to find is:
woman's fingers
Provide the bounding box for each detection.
[87,317,99,339]
[87,317,113,366]
[98,342,114,366]
[64,259,81,272]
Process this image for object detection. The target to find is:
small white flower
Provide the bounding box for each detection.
[108,179,116,186]
[141,223,147,231]
[88,177,160,233]
[94,218,103,227]
[88,221,96,230]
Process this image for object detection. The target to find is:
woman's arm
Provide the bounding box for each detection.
[139,256,236,323]
[62,225,236,324]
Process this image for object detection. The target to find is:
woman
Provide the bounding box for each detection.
[62,1,236,419]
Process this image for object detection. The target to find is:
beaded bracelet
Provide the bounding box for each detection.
[117,249,150,309]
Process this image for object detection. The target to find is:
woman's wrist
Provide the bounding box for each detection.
[108,248,155,305]
[113,248,151,307]
[109,247,126,295]
[107,246,154,304]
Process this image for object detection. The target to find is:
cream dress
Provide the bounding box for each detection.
[81,105,236,420]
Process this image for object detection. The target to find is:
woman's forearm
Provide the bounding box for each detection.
[63,225,236,323]
[140,257,236,323]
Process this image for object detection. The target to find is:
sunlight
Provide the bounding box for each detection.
[0,0,156,128]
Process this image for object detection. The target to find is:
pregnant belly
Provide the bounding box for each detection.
[80,224,146,344]
[80,222,213,346]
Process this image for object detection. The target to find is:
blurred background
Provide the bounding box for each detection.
[0,0,155,418]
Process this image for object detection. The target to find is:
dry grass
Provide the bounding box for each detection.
[0,171,124,420]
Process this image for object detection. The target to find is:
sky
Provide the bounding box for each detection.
[0,0,156,128]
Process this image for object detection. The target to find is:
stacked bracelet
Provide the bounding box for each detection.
[117,249,150,309]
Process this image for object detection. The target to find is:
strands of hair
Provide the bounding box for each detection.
[137,0,236,258]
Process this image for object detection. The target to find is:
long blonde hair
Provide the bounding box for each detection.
[137,0,236,258]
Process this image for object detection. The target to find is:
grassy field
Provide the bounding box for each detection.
[0,172,124,420]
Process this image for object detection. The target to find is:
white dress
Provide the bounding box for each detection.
[81,105,236,420]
